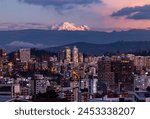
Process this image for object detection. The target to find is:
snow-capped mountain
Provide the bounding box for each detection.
[0,22,90,31]
[51,22,90,31]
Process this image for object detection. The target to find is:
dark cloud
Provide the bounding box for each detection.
[18,0,101,8]
[112,5,150,20]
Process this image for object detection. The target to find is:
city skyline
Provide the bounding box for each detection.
[1,0,150,103]
[0,0,150,30]
[1,46,150,102]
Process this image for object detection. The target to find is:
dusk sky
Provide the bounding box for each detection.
[0,0,150,30]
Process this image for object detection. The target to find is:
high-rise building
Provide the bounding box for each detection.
[0,48,7,63]
[80,78,89,90]
[70,81,80,101]
[0,48,7,58]
[0,49,7,73]
[79,53,83,63]
[134,56,145,70]
[65,47,71,63]
[73,46,79,64]
[58,50,65,62]
[19,48,31,62]
[91,78,98,94]
[112,58,134,91]
[144,56,150,68]
[126,54,135,61]
[30,74,48,95]
[98,57,114,91]
[12,51,19,62]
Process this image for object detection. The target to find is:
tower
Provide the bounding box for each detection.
[79,53,83,63]
[111,57,134,91]
[73,46,79,64]
[97,57,114,92]
[0,48,7,58]
[19,48,31,62]
[0,48,7,62]
[65,47,71,63]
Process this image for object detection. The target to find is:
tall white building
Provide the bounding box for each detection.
[73,46,79,64]
[19,48,31,62]
[91,78,98,94]
[30,74,48,95]
[79,53,83,63]
[134,56,145,70]
[65,47,71,63]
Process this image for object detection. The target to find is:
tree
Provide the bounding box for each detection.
[146,86,150,92]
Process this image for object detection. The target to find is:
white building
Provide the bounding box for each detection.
[30,74,49,95]
[126,54,135,61]
[135,75,150,90]
[19,48,30,62]
[134,56,145,70]
[90,78,98,94]
[73,46,79,64]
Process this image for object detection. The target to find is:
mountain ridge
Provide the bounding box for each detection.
[0,29,150,51]
[45,41,150,55]
[0,22,90,31]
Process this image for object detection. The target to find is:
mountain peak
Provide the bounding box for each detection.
[51,22,90,31]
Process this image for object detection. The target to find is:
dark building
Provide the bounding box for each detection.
[111,58,135,91]
[12,51,19,62]
[0,49,7,58]
[63,90,75,102]
[0,48,7,62]
[97,57,114,92]
[58,50,65,62]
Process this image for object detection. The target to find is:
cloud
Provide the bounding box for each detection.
[6,41,47,48]
[18,0,101,8]
[112,5,150,20]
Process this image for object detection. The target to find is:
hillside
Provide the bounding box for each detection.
[0,29,150,52]
[46,41,150,55]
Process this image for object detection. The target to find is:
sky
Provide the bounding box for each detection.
[0,0,150,30]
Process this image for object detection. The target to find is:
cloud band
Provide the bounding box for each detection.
[18,0,101,7]
[112,5,150,20]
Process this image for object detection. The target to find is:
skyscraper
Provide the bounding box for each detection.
[97,57,114,91]
[65,47,71,63]
[0,48,7,59]
[79,53,83,63]
[73,46,79,64]
[19,48,31,62]
[134,56,145,70]
[111,57,134,91]
[58,50,65,62]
